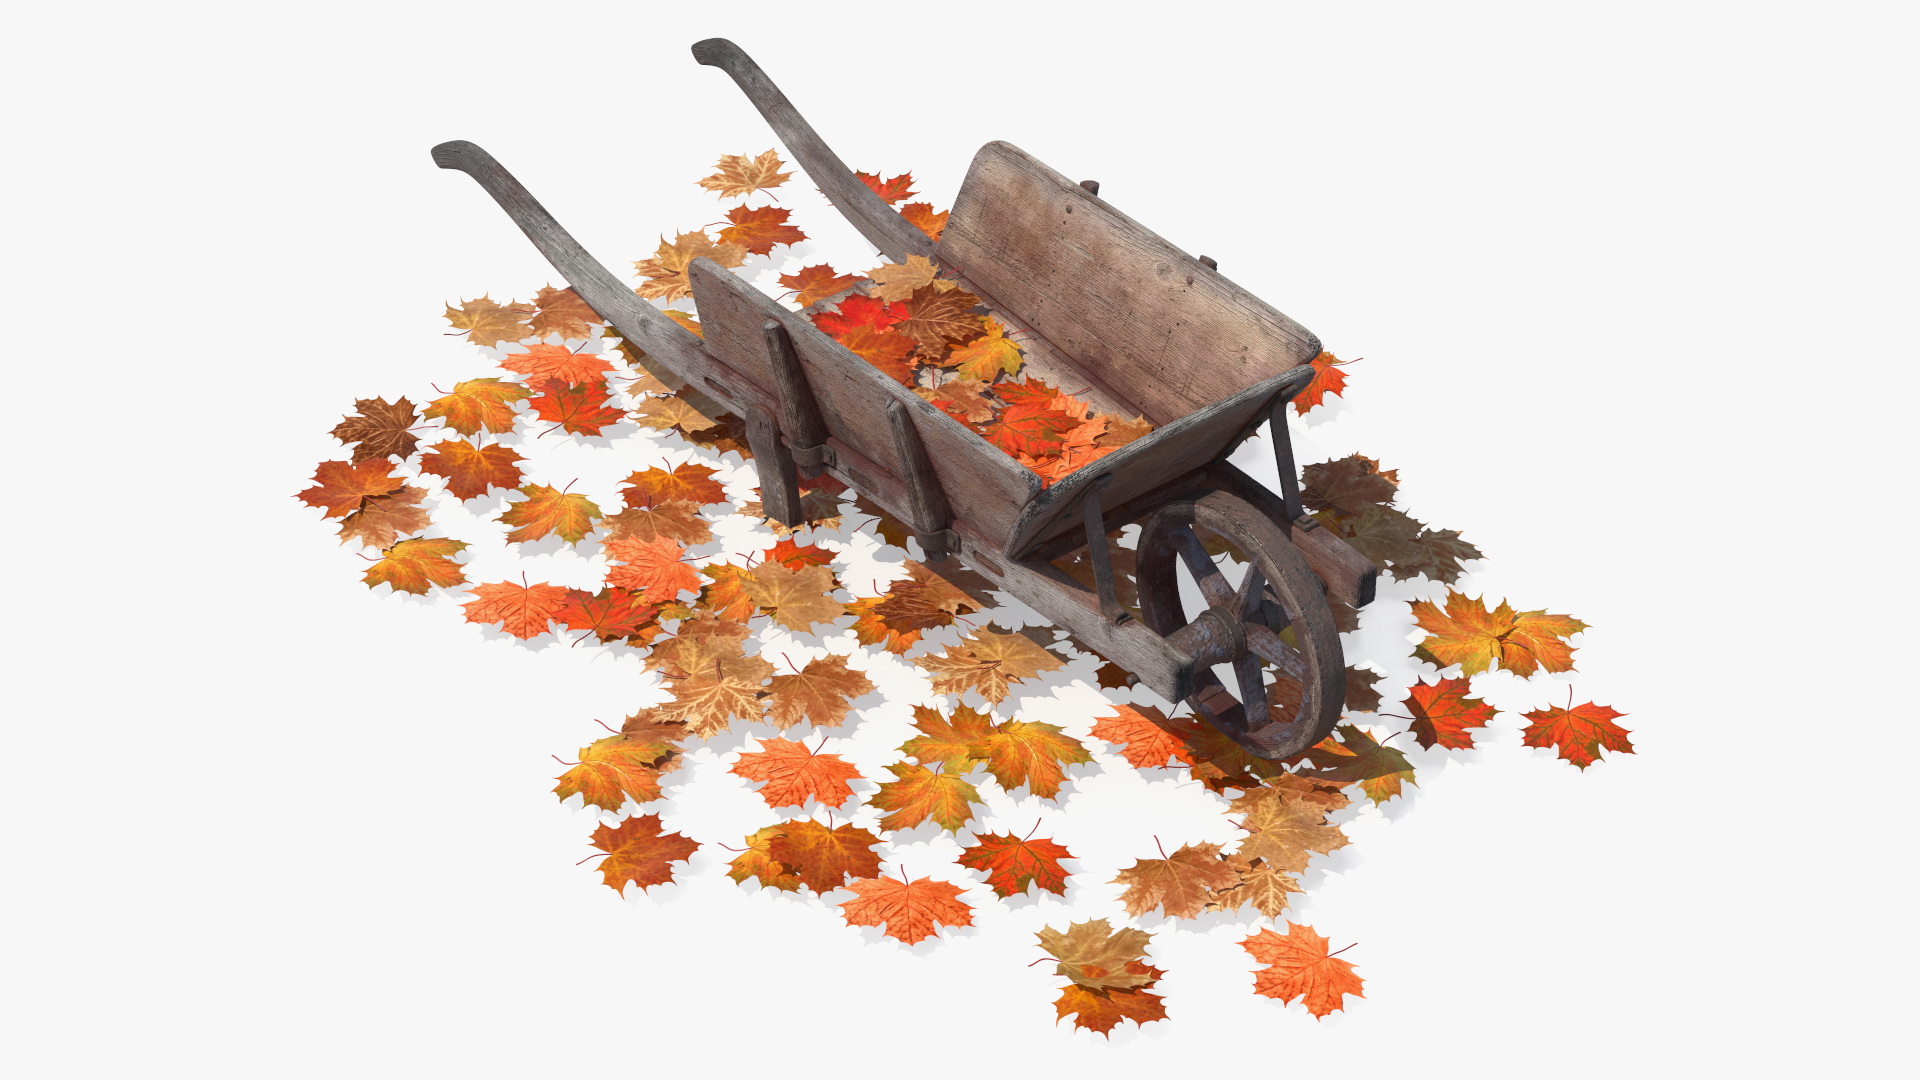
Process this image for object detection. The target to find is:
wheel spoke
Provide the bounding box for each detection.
[1173,527,1235,608]
[1244,623,1307,679]
[1234,563,1267,619]
[1234,654,1269,728]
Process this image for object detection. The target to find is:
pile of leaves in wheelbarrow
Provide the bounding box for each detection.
[296,150,1632,1035]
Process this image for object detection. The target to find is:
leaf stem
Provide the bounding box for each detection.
[552,755,580,766]
[1153,835,1167,860]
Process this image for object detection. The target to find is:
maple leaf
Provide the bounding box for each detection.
[727,825,803,892]
[1175,720,1293,793]
[602,502,711,546]
[697,150,792,199]
[587,814,698,895]
[870,763,984,832]
[1242,923,1365,1018]
[718,204,807,255]
[329,397,419,464]
[554,587,659,643]
[334,485,430,549]
[632,231,749,301]
[960,833,1073,899]
[1054,977,1167,1036]
[779,264,860,308]
[528,284,600,340]
[631,394,717,434]
[993,376,1064,408]
[527,377,625,436]
[1226,778,1351,873]
[743,563,846,632]
[554,733,677,811]
[1404,678,1497,749]
[944,318,1024,382]
[730,737,864,809]
[1520,697,1633,769]
[838,875,973,945]
[660,653,774,738]
[1302,454,1398,517]
[894,284,985,354]
[363,537,467,594]
[621,462,727,508]
[899,704,996,771]
[604,535,701,603]
[1303,724,1417,804]
[847,596,921,654]
[1208,856,1306,918]
[1089,703,1207,769]
[980,721,1091,799]
[443,294,531,348]
[500,342,614,386]
[899,202,948,241]
[1111,840,1241,918]
[766,820,884,893]
[498,483,602,544]
[915,627,1065,705]
[1035,919,1153,990]
[1411,590,1588,677]
[418,437,524,500]
[766,654,875,729]
[1292,351,1353,415]
[855,171,917,204]
[696,563,757,623]
[811,293,908,337]
[1095,413,1153,448]
[1392,527,1484,585]
[872,560,983,634]
[762,538,836,570]
[424,378,531,436]
[833,324,918,384]
[866,255,943,302]
[981,401,1078,459]
[461,580,572,639]
[916,378,998,423]
[296,459,403,518]
[647,614,751,676]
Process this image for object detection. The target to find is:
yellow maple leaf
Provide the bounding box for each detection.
[914,627,1065,704]
[632,231,749,301]
[1410,589,1587,677]
[696,150,792,199]
[443,295,532,348]
[743,563,847,633]
[866,255,944,301]
[944,318,1023,382]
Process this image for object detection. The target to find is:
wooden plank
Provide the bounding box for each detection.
[939,141,1323,427]
[1207,461,1378,609]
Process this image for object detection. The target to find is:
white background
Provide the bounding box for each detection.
[8,2,1913,1076]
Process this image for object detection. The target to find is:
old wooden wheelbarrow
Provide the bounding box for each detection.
[430,38,1376,759]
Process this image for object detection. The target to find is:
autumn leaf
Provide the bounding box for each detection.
[424,378,531,436]
[497,483,602,544]
[335,486,430,549]
[838,874,973,945]
[500,342,614,387]
[587,814,698,895]
[1175,720,1293,793]
[601,502,712,546]
[944,318,1024,382]
[727,825,803,892]
[730,737,864,809]
[1520,697,1633,769]
[1242,923,1365,1018]
[893,283,985,354]
[528,284,600,340]
[765,819,884,893]
[1111,840,1241,919]
[529,378,625,436]
[833,324,918,384]
[1302,454,1398,517]
[1404,678,1498,749]
[743,563,846,632]
[1291,351,1353,415]
[1226,777,1351,873]
[718,204,807,255]
[847,596,922,654]
[981,401,1078,459]
[621,462,727,509]
[1391,527,1484,585]
[960,833,1073,899]
[870,763,984,832]
[1054,970,1167,1036]
[856,171,917,204]
[633,231,749,301]
[554,733,679,811]
[696,563,757,623]
[1095,413,1153,448]
[1090,703,1207,769]
[330,397,419,464]
[1410,589,1587,677]
[604,535,702,603]
[660,652,774,738]
[698,150,792,199]
[554,587,659,643]
[762,538,836,570]
[1208,856,1305,918]
[899,202,948,242]
[1035,919,1153,990]
[631,394,718,434]
[766,654,875,729]
[979,721,1091,799]
[898,704,996,771]
[811,293,908,337]
[872,560,983,634]
[647,614,751,676]
[993,376,1065,408]
[444,294,531,348]
[417,437,524,500]
[296,459,403,519]
[1303,724,1417,804]
[866,255,944,302]
[915,627,1065,705]
[461,580,573,640]
[916,378,997,423]
[363,537,467,594]
[779,264,860,308]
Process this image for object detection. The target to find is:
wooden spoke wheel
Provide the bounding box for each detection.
[1135,490,1343,760]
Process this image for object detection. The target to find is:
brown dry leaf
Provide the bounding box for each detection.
[602,502,712,545]
[330,397,419,464]
[1228,776,1352,873]
[765,654,875,729]
[866,254,942,301]
[696,150,792,199]
[1206,855,1304,918]
[1035,919,1156,992]
[528,284,601,340]
[915,379,998,423]
[847,596,922,654]
[336,485,431,549]
[443,295,532,348]
[1110,841,1241,919]
[743,563,846,633]
[872,560,983,634]
[914,627,1065,704]
[633,231,749,301]
[646,614,752,676]
[894,283,985,355]
[1095,413,1154,449]
[659,653,774,738]
[631,394,719,434]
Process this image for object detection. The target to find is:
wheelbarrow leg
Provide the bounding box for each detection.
[886,399,955,563]
[744,406,804,528]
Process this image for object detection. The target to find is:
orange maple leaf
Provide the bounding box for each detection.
[697,563,757,623]
[528,284,600,340]
[1089,703,1206,769]
[766,654,875,729]
[443,294,531,348]
[980,721,1091,799]
[553,733,679,811]
[1292,351,1353,415]
[1054,972,1167,1036]
[498,483,601,544]
[1242,923,1365,1018]
[1520,695,1633,769]
[418,437,524,500]
[729,737,865,809]
[718,204,807,255]
[898,704,996,771]
[943,318,1024,382]
[621,462,727,508]
[529,378,625,436]
[957,833,1073,898]
[914,627,1065,704]
[834,324,918,384]
[1410,590,1588,677]
[899,202,948,242]
[601,502,711,546]
[296,459,403,519]
[762,538,836,570]
[870,763,983,833]
[632,231,749,301]
[329,396,419,464]
[424,377,531,436]
[765,820,883,893]
[855,171,917,204]
[1110,840,1240,919]
[554,587,658,643]
[604,535,702,603]
[587,814,699,895]
[363,537,467,594]
[837,874,973,944]
[811,293,907,337]
[697,150,792,199]
[461,580,573,639]
[743,563,846,632]
[778,264,860,308]
[1404,677,1497,749]
[981,401,1078,459]
[500,342,613,386]
[335,486,430,549]
[726,825,803,892]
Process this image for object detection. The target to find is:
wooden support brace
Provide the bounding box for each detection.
[1266,366,1317,529]
[886,398,955,562]
[761,319,831,479]
[744,405,803,527]
[1081,475,1130,624]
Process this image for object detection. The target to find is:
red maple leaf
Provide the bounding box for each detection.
[587,814,699,895]
[810,294,907,337]
[1520,693,1633,769]
[1403,677,1497,750]
[555,587,659,642]
[981,401,1077,457]
[1292,351,1353,415]
[763,538,836,570]
[957,833,1073,898]
[855,171,917,204]
[529,378,626,436]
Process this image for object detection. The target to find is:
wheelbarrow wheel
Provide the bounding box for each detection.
[1135,490,1344,760]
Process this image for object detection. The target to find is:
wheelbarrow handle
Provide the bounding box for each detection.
[692,37,937,266]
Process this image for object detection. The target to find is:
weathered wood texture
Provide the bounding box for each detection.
[940,141,1323,426]
[1208,460,1378,609]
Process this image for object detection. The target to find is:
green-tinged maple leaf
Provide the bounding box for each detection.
[424,378,531,436]
[1520,698,1633,769]
[553,733,680,811]
[330,397,419,463]
[1410,590,1587,677]
[1242,923,1365,1018]
[1404,678,1497,749]
[1303,724,1417,804]
[1035,920,1154,990]
[363,537,467,594]
[418,438,524,500]
[498,484,602,544]
[727,825,803,892]
[945,317,1024,381]
[869,763,983,833]
[587,814,698,895]
[979,720,1091,799]
[765,820,883,893]
[444,295,532,348]
[1111,841,1240,919]
[960,834,1073,899]
[898,704,996,772]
